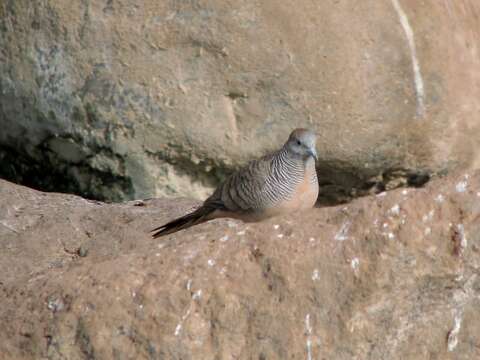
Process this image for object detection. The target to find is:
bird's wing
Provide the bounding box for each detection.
[204,154,274,213]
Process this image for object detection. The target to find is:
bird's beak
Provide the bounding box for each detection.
[307,148,318,161]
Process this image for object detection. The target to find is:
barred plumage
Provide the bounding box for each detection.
[151,128,319,237]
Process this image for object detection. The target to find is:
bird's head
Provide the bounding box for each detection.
[285,128,318,161]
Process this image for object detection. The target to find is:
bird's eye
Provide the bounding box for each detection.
[296,140,301,145]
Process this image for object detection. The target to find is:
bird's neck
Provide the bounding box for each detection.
[275,147,308,172]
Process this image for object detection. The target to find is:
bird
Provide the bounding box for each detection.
[151,128,319,238]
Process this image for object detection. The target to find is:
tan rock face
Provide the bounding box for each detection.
[0,1,479,202]
[1,172,479,359]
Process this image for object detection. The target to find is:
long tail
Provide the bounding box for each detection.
[151,206,214,238]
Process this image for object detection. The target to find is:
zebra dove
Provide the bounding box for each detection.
[151,128,318,238]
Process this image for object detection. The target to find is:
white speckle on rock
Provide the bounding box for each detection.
[47,298,65,313]
[456,180,468,193]
[174,323,183,336]
[207,259,215,267]
[376,192,387,197]
[426,246,437,256]
[277,234,284,239]
[351,258,360,276]
[175,284,204,335]
[383,222,389,229]
[402,189,409,195]
[227,221,237,228]
[424,227,431,236]
[305,313,312,334]
[309,237,315,243]
[273,224,280,230]
[174,307,192,336]
[312,269,320,281]
[132,291,136,298]
[447,311,463,351]
[0,221,18,234]
[155,253,161,257]
[476,192,480,197]
[236,230,246,236]
[389,204,400,215]
[305,314,313,360]
[457,224,467,254]
[422,210,435,223]
[192,290,202,300]
[387,232,395,240]
[219,235,229,242]
[435,194,445,203]
[335,221,351,241]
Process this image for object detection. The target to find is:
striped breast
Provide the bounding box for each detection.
[211,150,318,221]
[259,152,318,217]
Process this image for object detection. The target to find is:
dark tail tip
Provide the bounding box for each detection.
[150,208,210,238]
[151,225,170,238]
[150,219,184,238]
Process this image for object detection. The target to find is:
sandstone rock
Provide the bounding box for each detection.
[1,172,479,359]
[1,1,479,202]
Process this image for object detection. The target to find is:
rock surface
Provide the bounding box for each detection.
[1,1,479,202]
[1,172,480,359]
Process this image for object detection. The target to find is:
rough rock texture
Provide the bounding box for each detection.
[1,1,479,202]
[1,171,480,359]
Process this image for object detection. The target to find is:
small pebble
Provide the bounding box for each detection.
[78,246,88,257]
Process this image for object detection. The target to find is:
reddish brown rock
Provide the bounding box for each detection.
[1,171,480,359]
